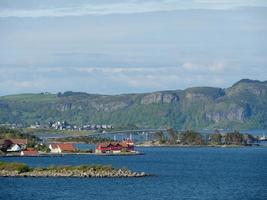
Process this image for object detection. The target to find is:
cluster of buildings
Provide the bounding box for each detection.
[1,134,135,156]
[0,138,77,156]
[95,140,135,154]
[0,139,38,156]
[48,143,76,153]
[30,121,113,131]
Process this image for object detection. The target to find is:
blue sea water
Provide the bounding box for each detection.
[1,147,267,200]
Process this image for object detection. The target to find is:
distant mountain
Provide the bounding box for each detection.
[0,79,266,130]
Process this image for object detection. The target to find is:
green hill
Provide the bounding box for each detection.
[0,79,266,129]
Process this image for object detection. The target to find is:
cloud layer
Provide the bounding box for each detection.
[0,1,266,95]
[1,62,266,95]
[0,0,267,17]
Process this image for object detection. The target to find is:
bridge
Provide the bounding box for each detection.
[82,129,167,141]
[36,128,183,143]
[87,129,166,136]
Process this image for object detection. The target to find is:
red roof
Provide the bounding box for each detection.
[57,143,75,152]
[21,150,38,156]
[50,143,75,152]
[50,144,58,149]
[0,139,27,145]
[97,141,134,151]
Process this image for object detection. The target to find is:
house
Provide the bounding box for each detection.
[49,143,76,153]
[0,139,28,152]
[9,139,28,146]
[0,139,13,148]
[21,148,38,156]
[7,144,22,152]
[96,140,135,154]
[0,139,27,146]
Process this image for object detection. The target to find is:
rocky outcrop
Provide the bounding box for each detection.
[0,168,148,178]
[91,101,129,112]
[206,104,248,123]
[141,92,178,105]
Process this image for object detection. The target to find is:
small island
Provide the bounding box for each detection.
[0,162,148,178]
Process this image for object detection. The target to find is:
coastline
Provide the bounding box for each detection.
[0,151,144,157]
[0,162,149,178]
[136,144,262,148]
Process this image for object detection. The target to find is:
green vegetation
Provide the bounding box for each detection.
[0,161,117,173]
[35,144,50,153]
[53,136,114,144]
[150,129,258,146]
[0,162,31,173]
[154,131,165,144]
[0,79,266,129]
[39,164,115,172]
[23,127,96,135]
[180,130,203,145]
[210,133,222,145]
[0,127,39,145]
[0,127,40,152]
[225,131,244,145]
[166,128,178,145]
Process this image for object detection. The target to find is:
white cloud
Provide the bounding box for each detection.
[0,0,266,18]
[0,60,266,96]
[182,61,227,73]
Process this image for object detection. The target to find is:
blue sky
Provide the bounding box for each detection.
[0,0,267,95]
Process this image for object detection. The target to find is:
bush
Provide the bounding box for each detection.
[209,133,222,145]
[181,130,202,145]
[225,131,244,145]
[17,164,31,174]
[0,162,31,173]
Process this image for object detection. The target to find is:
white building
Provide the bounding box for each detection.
[49,143,75,153]
[7,144,21,152]
[49,144,61,153]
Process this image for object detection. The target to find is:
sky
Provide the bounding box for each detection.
[0,0,267,95]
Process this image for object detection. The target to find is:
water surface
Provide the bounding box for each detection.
[1,147,267,200]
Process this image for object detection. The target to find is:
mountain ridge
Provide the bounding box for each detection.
[0,79,266,129]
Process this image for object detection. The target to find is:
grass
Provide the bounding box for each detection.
[44,164,115,172]
[1,93,57,102]
[0,162,119,173]
[0,162,31,173]
[23,128,96,135]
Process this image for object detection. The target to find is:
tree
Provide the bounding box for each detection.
[181,130,202,145]
[155,131,165,144]
[225,131,244,145]
[210,133,222,145]
[166,128,178,145]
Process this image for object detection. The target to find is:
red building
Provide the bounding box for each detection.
[96,140,134,154]
[21,148,38,156]
[49,143,76,153]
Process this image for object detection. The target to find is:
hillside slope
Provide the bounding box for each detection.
[0,79,266,129]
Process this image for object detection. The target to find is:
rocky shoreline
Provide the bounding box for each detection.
[0,162,149,178]
[0,169,148,178]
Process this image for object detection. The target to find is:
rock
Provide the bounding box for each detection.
[141,92,178,105]
[0,167,149,178]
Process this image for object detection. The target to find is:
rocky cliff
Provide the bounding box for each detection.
[0,79,266,129]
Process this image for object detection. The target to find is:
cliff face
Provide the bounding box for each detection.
[0,79,266,129]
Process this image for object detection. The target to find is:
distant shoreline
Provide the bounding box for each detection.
[136,144,263,148]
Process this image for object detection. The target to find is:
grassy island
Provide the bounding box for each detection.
[0,162,148,178]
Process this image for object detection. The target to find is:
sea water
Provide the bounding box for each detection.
[1,147,267,200]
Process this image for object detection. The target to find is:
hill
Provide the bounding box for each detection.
[0,79,266,130]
